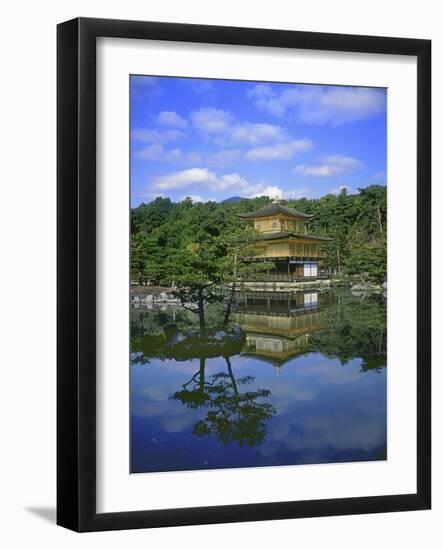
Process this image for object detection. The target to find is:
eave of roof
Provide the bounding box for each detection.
[237,203,313,219]
[254,231,332,242]
[240,350,310,367]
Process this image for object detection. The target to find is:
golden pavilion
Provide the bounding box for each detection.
[238,200,331,279]
[234,291,328,367]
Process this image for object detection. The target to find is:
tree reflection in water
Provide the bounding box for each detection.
[130,289,387,472]
[172,357,277,447]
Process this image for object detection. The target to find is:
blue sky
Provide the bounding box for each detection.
[130,76,386,206]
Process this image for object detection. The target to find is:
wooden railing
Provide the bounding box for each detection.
[254,251,327,259]
[244,273,329,282]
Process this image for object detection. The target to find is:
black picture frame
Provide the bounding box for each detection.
[57,17,431,532]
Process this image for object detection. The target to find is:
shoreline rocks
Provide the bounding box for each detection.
[131,286,180,306]
[349,281,387,297]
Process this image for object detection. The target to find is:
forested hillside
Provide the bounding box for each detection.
[131,185,387,285]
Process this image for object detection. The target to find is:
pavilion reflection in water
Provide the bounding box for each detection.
[234,290,328,367]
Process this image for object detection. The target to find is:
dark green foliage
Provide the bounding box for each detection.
[130,186,387,327]
[311,290,387,369]
[286,185,387,282]
[343,238,387,284]
[131,186,387,286]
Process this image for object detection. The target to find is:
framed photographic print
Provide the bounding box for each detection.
[57,17,431,532]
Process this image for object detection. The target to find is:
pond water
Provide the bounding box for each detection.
[130,288,387,473]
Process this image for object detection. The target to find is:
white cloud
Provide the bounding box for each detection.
[247,83,274,100]
[215,173,251,192]
[131,128,186,144]
[135,144,202,164]
[191,108,300,149]
[157,111,188,129]
[206,149,242,168]
[191,107,233,134]
[294,154,363,176]
[188,108,315,167]
[150,168,271,197]
[152,168,218,190]
[251,186,311,199]
[295,165,333,177]
[229,122,287,145]
[149,166,314,199]
[249,84,386,125]
[244,139,312,161]
[251,185,282,199]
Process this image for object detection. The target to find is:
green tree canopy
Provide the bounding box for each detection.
[131,186,388,325]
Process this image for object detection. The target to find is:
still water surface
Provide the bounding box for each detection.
[130,289,386,473]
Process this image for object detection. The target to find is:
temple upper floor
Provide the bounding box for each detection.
[238,201,313,235]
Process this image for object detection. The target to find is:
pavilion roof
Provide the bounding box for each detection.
[237,202,313,219]
[254,231,331,242]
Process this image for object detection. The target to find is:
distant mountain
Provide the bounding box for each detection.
[222,196,245,204]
